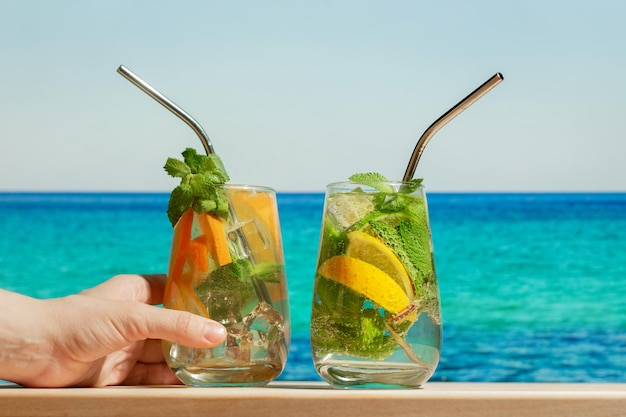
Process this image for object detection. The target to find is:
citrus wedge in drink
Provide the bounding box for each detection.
[228,189,281,263]
[163,279,209,319]
[196,212,232,267]
[346,231,415,299]
[167,208,194,285]
[318,255,410,314]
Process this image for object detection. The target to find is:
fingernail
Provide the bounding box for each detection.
[204,323,227,344]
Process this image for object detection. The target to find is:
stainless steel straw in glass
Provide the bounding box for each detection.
[403,73,504,181]
[116,65,273,306]
[117,65,214,156]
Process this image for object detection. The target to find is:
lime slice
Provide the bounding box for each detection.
[318,255,410,313]
[346,231,415,298]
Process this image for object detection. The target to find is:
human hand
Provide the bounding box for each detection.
[0,274,226,387]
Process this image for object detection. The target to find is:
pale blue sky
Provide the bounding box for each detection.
[1,0,624,192]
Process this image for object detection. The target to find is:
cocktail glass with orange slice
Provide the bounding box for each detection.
[115,66,291,387]
[310,180,441,388]
[162,184,290,387]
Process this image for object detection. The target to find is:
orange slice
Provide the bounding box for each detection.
[228,189,281,263]
[167,208,194,284]
[188,236,210,272]
[196,212,232,266]
[163,279,209,318]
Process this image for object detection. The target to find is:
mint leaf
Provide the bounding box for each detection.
[192,198,217,214]
[190,173,215,196]
[252,262,285,284]
[398,218,434,282]
[349,172,395,194]
[399,178,424,194]
[350,172,424,193]
[195,259,257,315]
[200,155,230,182]
[167,182,194,226]
[311,302,396,359]
[214,193,230,218]
[181,148,204,173]
[164,148,230,226]
[368,213,435,300]
[349,172,388,183]
[196,258,254,295]
[349,172,424,195]
[164,158,191,178]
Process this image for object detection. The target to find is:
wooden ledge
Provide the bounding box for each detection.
[2,382,626,417]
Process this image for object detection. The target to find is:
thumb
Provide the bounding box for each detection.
[125,304,227,347]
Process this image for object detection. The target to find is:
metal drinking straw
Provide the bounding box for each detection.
[117,65,273,306]
[403,73,504,182]
[116,65,215,156]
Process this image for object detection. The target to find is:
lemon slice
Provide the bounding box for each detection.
[318,255,410,313]
[346,231,415,298]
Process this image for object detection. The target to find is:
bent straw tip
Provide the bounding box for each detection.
[116,65,133,76]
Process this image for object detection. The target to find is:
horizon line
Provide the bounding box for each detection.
[2,189,626,195]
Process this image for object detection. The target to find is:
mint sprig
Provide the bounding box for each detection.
[349,172,394,193]
[164,148,230,226]
[349,172,423,194]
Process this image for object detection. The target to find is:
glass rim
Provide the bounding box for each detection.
[326,180,425,190]
[219,183,277,193]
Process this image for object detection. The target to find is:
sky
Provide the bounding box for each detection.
[1,0,625,193]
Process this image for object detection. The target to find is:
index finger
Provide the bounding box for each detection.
[82,274,168,305]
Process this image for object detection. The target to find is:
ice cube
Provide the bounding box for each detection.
[327,193,375,230]
[224,321,253,362]
[241,301,287,362]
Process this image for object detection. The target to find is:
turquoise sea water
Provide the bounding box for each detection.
[1,192,625,382]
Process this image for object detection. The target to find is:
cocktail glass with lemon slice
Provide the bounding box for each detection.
[310,176,441,388]
[310,73,504,388]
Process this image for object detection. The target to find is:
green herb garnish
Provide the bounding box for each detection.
[349,172,423,194]
[164,148,230,226]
